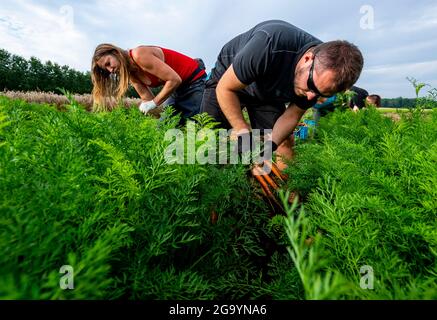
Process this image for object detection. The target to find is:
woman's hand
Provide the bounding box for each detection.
[139,100,157,115]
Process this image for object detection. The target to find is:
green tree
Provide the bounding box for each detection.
[0,49,12,90]
[28,57,45,91]
[9,55,28,90]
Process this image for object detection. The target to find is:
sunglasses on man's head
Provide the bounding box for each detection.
[307,58,331,98]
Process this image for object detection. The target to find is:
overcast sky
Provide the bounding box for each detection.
[1,0,437,98]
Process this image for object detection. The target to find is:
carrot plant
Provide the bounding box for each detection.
[0,96,300,299]
[284,103,437,299]
[1,87,436,300]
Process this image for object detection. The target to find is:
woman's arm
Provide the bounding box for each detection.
[130,77,155,101]
[130,47,182,106]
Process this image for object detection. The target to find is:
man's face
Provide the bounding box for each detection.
[294,53,337,100]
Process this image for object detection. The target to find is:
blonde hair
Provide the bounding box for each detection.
[91,43,132,112]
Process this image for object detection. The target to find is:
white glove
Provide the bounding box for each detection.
[139,100,157,115]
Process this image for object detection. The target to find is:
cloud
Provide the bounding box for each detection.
[1,0,436,98]
[364,60,437,77]
[0,0,91,70]
[392,3,437,33]
[357,60,437,98]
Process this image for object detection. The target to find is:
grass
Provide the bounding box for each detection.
[378,107,433,113]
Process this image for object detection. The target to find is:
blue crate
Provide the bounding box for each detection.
[294,125,309,140]
[304,119,316,127]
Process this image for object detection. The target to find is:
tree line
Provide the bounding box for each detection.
[380,97,417,108]
[0,48,431,107]
[0,48,140,97]
[0,48,92,94]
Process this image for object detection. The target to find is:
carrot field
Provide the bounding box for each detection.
[0,94,436,299]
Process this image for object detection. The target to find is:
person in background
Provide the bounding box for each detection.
[349,86,369,112]
[366,94,382,108]
[91,43,206,122]
[313,85,369,121]
[312,95,337,122]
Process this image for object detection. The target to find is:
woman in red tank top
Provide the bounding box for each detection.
[91,43,206,121]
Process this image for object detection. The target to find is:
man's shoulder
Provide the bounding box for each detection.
[253,20,316,39]
[252,20,299,32]
[251,20,321,53]
[351,86,369,97]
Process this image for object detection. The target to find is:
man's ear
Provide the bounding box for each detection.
[303,51,314,63]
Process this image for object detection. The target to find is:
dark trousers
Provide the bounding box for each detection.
[200,81,285,132]
[164,75,207,120]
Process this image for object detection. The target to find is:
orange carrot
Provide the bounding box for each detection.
[270,162,287,181]
[253,167,275,199]
[262,172,279,190]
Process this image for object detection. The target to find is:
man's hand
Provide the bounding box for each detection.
[252,139,278,166]
[259,139,278,159]
[234,131,253,155]
[233,130,278,165]
[139,100,157,115]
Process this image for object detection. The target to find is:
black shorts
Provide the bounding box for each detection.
[200,85,285,131]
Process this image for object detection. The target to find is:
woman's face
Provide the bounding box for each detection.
[97,54,120,74]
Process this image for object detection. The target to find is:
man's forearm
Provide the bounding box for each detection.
[216,87,249,131]
[271,104,306,145]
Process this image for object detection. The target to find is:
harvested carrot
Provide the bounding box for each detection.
[262,172,279,190]
[270,162,287,181]
[252,167,275,199]
[254,175,273,198]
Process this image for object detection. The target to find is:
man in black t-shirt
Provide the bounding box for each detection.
[200,20,364,170]
[312,86,369,120]
[349,86,369,112]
